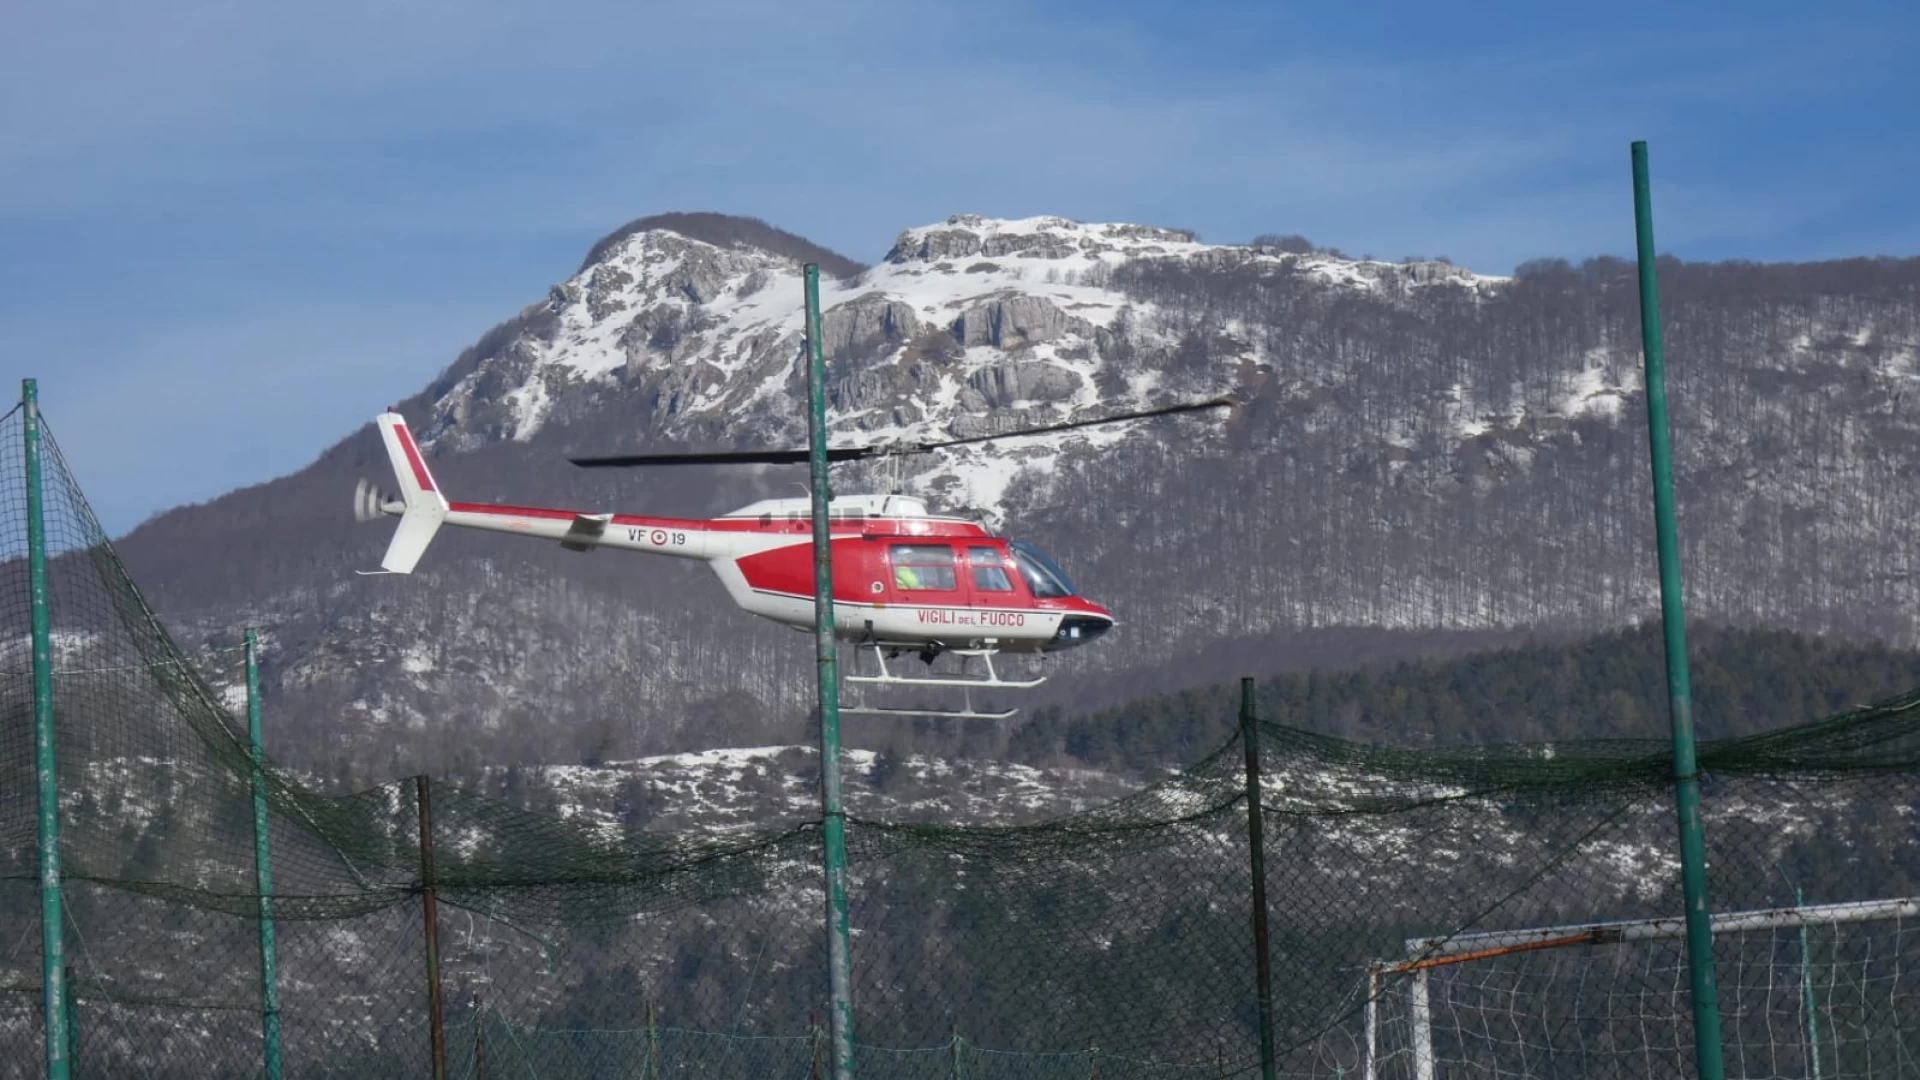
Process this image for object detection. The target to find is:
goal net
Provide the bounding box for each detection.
[1364,896,1920,1079]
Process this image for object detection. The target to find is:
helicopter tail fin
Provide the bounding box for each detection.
[360,411,448,574]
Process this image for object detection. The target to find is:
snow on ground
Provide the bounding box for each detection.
[511,743,1141,833]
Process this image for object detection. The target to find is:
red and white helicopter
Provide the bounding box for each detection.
[353,398,1229,719]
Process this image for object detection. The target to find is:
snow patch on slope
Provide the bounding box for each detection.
[501,743,1141,833]
[1560,364,1630,421]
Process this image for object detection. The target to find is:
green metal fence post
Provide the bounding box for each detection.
[1797,885,1822,1079]
[804,262,857,1080]
[1629,139,1726,1080]
[245,628,284,1080]
[1240,678,1277,1080]
[24,377,70,1080]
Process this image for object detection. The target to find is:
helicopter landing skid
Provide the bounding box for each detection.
[841,642,1039,721]
[844,643,1045,690]
[841,701,1018,721]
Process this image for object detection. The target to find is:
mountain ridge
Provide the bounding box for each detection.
[578,211,870,279]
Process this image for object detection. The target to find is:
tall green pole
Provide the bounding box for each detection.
[246,629,283,1080]
[805,263,856,1080]
[1796,885,1821,1080]
[1239,678,1276,1080]
[24,377,70,1080]
[1630,139,1725,1080]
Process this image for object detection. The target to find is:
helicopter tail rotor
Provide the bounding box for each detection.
[353,477,403,523]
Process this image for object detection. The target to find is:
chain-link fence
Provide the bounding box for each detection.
[4,387,1919,1080]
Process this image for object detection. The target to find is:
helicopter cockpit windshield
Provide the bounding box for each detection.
[1007,539,1078,599]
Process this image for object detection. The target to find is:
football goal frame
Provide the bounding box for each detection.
[1363,895,1920,1080]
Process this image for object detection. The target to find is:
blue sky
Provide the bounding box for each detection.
[3,0,1915,537]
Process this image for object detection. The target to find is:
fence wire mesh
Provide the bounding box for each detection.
[3,397,1920,1079]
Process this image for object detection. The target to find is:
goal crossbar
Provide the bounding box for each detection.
[1394,894,1920,970]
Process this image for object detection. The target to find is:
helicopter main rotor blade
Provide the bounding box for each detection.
[895,395,1236,453]
[567,396,1234,467]
[568,446,874,467]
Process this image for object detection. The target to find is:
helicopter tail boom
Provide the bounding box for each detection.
[357,411,735,572]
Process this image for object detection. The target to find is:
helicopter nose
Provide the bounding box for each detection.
[1051,612,1113,648]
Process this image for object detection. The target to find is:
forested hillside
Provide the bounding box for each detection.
[1003,623,1920,776]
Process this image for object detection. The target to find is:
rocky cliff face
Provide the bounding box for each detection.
[108,212,1920,778]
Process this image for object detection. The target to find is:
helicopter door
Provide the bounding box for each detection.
[887,543,960,607]
[965,545,1019,607]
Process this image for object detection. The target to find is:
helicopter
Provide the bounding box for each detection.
[354,396,1230,719]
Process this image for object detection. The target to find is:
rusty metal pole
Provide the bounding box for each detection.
[416,774,447,1080]
[811,1015,825,1080]
[646,998,659,1080]
[1241,678,1278,1080]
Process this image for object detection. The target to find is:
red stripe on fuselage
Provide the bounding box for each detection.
[396,424,436,493]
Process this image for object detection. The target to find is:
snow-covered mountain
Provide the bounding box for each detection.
[109,211,1920,778]
[406,213,1495,528]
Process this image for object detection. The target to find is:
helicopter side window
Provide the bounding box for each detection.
[890,544,956,591]
[968,546,1013,592]
[1008,539,1076,598]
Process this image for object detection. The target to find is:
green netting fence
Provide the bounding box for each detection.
[4,390,1920,1080]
